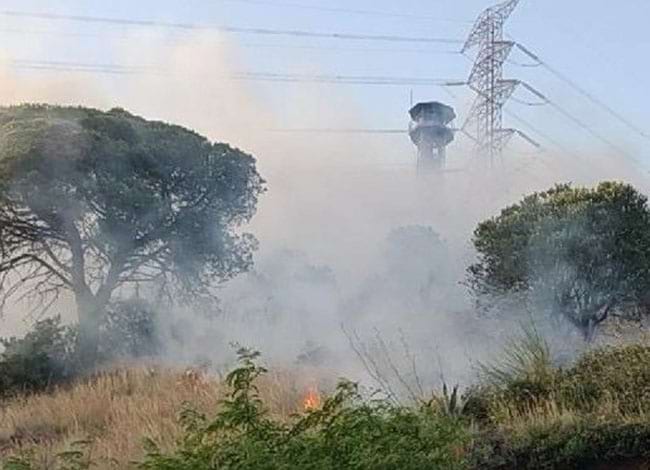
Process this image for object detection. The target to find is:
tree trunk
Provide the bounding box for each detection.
[75,291,105,369]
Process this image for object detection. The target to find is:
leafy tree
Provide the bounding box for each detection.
[468,182,650,340]
[0,104,264,362]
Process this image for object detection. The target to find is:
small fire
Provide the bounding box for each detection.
[303,385,322,411]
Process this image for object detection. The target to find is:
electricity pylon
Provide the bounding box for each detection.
[461,0,537,164]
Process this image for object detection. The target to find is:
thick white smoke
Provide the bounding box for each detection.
[0,31,645,390]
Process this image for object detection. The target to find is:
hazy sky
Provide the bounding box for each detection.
[0,0,649,168]
[0,1,648,356]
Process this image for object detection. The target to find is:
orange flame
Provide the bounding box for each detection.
[303,385,321,411]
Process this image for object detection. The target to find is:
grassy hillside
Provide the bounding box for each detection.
[2,340,650,470]
[0,365,306,469]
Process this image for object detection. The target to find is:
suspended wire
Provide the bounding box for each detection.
[546,99,644,167]
[0,27,462,55]
[14,63,143,75]
[503,108,590,168]
[233,43,461,54]
[447,68,586,169]
[509,95,546,106]
[230,71,459,85]
[506,58,541,67]
[514,81,645,167]
[12,59,155,72]
[216,0,473,23]
[515,42,650,142]
[8,13,641,170]
[11,59,459,86]
[459,38,644,168]
[11,60,158,76]
[499,108,607,192]
[0,10,464,44]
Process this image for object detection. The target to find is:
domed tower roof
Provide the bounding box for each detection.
[408,102,456,125]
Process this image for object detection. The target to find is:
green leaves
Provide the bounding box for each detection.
[469,182,650,339]
[139,351,469,470]
[0,104,264,357]
[0,316,77,398]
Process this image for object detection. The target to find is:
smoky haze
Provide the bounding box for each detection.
[0,32,646,391]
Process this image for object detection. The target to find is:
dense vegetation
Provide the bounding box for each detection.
[0,300,158,399]
[1,104,649,468]
[3,338,650,470]
[0,317,76,399]
[0,104,264,362]
[469,182,650,340]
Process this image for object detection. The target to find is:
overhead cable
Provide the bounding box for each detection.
[0,10,464,44]
[516,42,650,141]
[12,59,459,86]
[216,0,472,23]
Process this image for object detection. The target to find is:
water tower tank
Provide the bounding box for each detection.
[408,102,456,170]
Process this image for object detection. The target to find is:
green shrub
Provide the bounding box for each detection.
[467,332,650,416]
[3,440,101,470]
[0,316,77,398]
[0,301,161,400]
[559,344,650,414]
[139,349,470,470]
[464,328,559,422]
[5,336,650,469]
[470,420,650,469]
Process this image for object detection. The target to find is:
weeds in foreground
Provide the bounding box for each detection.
[4,337,650,469]
[4,440,100,470]
[139,348,469,470]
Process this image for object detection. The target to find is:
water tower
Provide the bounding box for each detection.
[408,102,456,170]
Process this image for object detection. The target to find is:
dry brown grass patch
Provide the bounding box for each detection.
[0,364,312,469]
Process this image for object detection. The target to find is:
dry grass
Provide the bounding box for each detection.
[0,364,313,469]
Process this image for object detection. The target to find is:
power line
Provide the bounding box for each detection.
[0,10,463,44]
[517,81,647,170]
[12,59,155,72]
[234,71,458,85]
[216,0,472,23]
[212,43,461,55]
[515,42,650,142]
[11,59,459,86]
[14,63,142,75]
[0,27,462,55]
[502,107,595,172]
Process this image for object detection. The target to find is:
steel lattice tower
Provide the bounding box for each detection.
[462,0,522,163]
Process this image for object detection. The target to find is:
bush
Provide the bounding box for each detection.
[0,316,77,398]
[0,301,161,399]
[4,338,650,469]
[463,328,559,422]
[139,349,470,470]
[470,420,650,469]
[464,338,650,469]
[465,334,650,423]
[559,344,650,414]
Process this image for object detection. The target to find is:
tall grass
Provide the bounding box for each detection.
[0,364,307,469]
[479,326,554,389]
[2,337,650,469]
